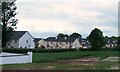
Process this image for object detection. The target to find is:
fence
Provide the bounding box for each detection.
[0,52,32,64]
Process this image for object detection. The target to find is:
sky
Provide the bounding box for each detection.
[15,0,119,38]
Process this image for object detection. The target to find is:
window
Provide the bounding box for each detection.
[15,40,17,43]
[11,46,14,48]
[26,40,28,43]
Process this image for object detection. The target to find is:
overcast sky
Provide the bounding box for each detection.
[16,0,118,38]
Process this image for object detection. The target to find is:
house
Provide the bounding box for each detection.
[80,39,91,48]
[34,38,42,48]
[36,36,118,49]
[106,39,117,48]
[6,31,35,49]
[37,37,84,49]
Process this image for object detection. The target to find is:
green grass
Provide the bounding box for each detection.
[2,51,119,70]
[3,61,119,70]
[33,51,119,63]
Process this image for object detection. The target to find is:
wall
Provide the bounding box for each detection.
[72,39,82,49]
[7,40,19,48]
[38,39,46,48]
[0,52,32,65]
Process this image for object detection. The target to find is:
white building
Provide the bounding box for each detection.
[7,31,35,49]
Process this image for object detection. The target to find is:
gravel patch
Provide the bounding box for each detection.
[101,57,120,62]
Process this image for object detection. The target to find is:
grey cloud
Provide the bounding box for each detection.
[16,1,118,38]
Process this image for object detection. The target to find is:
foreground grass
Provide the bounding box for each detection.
[2,51,119,70]
[33,51,119,62]
[3,61,119,70]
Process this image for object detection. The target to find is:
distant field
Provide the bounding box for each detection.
[3,51,119,70]
[33,51,119,62]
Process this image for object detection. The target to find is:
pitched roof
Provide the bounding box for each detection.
[57,37,66,42]
[107,39,117,44]
[45,37,56,41]
[66,37,76,42]
[9,31,27,40]
[34,38,42,42]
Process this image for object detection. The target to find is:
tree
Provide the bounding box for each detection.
[87,28,106,50]
[57,33,69,39]
[110,36,117,40]
[57,33,65,38]
[1,0,18,47]
[117,36,120,46]
[70,32,82,39]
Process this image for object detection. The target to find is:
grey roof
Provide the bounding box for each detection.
[57,37,66,42]
[107,39,117,44]
[45,37,56,41]
[44,37,77,42]
[9,31,27,40]
[79,38,88,42]
[34,38,42,42]
[65,37,76,42]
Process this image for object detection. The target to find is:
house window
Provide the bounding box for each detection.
[7,44,9,46]
[15,40,17,43]
[26,40,28,43]
[66,42,68,44]
[47,44,49,48]
[51,42,53,44]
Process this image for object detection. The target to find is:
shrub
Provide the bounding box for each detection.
[2,48,28,53]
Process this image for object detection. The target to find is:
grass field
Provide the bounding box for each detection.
[2,51,119,70]
[3,61,119,70]
[33,51,119,62]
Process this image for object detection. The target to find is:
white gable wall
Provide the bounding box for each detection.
[19,32,35,49]
[72,39,82,49]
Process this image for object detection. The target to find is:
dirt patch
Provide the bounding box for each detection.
[54,57,100,64]
[46,66,55,69]
[101,57,119,62]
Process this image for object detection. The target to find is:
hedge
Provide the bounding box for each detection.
[2,47,119,53]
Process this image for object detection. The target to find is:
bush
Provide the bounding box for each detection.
[2,48,28,53]
[32,48,77,53]
[2,47,119,54]
[2,48,78,53]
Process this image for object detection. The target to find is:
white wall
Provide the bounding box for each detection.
[72,39,82,49]
[19,32,35,49]
[0,52,32,65]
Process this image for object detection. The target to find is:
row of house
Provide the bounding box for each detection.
[36,37,91,49]
[6,31,117,49]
